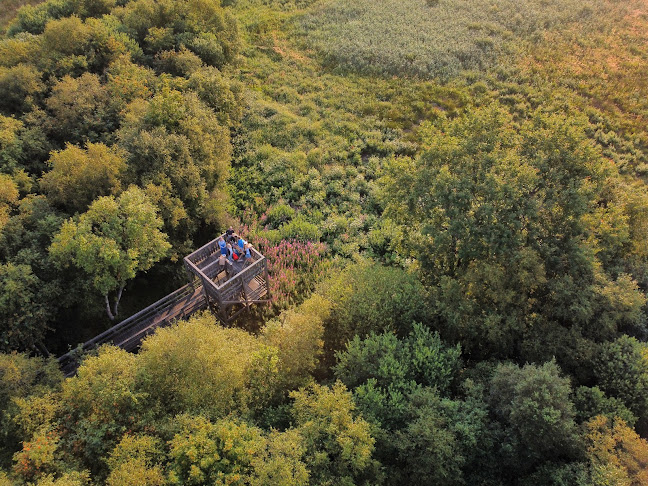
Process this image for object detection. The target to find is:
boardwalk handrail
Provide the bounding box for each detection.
[58,280,205,374]
[59,234,270,375]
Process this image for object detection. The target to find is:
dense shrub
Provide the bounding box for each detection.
[319,261,429,358]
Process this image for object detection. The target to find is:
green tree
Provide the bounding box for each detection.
[383,105,648,359]
[40,143,126,213]
[320,261,429,362]
[0,263,49,352]
[0,195,72,315]
[489,360,580,474]
[393,388,469,486]
[187,66,243,128]
[117,87,232,254]
[290,382,378,486]
[49,186,170,320]
[334,324,462,428]
[117,0,240,67]
[573,386,637,427]
[333,325,468,483]
[593,335,648,429]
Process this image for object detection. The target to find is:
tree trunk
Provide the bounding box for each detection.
[112,284,125,318]
[105,294,115,321]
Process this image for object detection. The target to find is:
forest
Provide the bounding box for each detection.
[0,0,647,483]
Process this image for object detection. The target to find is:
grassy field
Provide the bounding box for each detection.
[518,0,648,174]
[225,0,648,266]
[297,0,613,79]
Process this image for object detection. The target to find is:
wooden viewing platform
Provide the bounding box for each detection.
[183,235,270,323]
[58,234,270,376]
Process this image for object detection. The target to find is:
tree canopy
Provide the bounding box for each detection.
[49,186,170,319]
[0,0,647,484]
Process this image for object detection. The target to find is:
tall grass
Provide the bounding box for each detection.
[299,0,612,79]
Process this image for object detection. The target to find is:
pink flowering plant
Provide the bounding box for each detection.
[234,210,328,314]
[255,236,327,313]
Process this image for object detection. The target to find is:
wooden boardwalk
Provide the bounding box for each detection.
[58,234,270,377]
[58,281,207,377]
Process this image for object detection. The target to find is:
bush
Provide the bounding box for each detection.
[320,261,429,358]
[263,202,295,229]
[137,313,273,418]
[278,215,319,241]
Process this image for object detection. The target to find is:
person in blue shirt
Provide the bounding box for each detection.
[218,236,227,256]
[244,243,252,260]
[237,236,247,251]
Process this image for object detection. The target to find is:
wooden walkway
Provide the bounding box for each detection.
[58,234,270,377]
[57,281,207,377]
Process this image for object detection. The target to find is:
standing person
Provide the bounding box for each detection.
[237,235,247,252]
[216,254,228,283]
[226,227,235,244]
[218,236,227,256]
[226,242,234,262]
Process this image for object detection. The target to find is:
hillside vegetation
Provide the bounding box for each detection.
[0,0,648,484]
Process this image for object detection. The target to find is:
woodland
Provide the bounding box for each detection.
[0,0,648,484]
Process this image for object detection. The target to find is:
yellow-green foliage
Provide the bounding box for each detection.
[250,428,308,486]
[106,434,165,486]
[261,293,329,390]
[62,346,140,422]
[0,174,19,231]
[49,186,171,320]
[290,382,377,484]
[168,415,266,485]
[44,73,110,144]
[0,63,45,114]
[40,143,126,212]
[32,471,91,486]
[137,312,273,417]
